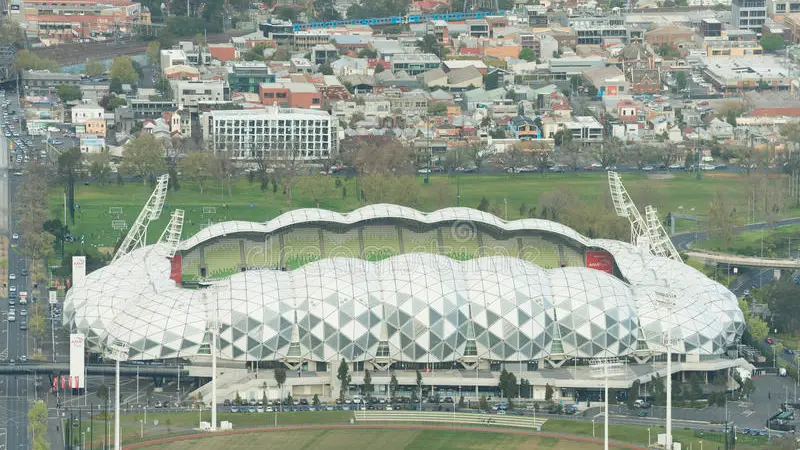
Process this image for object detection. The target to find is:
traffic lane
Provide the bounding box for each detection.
[671,217,800,251]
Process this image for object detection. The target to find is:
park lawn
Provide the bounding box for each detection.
[541,419,768,450]
[132,428,604,450]
[694,223,800,257]
[49,172,795,254]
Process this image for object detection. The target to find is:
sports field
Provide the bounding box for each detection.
[48,172,792,252]
[131,427,611,450]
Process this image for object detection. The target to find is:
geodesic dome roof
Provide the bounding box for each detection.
[64,206,745,362]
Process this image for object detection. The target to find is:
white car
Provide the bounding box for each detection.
[11,233,18,240]
[9,286,16,292]
[8,273,14,280]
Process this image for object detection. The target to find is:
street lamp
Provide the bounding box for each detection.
[589,357,626,450]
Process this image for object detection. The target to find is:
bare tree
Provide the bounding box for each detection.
[708,192,737,250]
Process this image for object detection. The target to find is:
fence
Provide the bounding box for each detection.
[353,410,547,430]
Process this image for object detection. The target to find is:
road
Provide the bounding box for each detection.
[671,217,800,252]
[1,90,32,450]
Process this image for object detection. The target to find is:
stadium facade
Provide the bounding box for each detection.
[64,205,745,372]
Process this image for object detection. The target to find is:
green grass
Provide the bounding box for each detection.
[695,223,800,257]
[125,428,606,450]
[52,172,796,256]
[541,419,768,450]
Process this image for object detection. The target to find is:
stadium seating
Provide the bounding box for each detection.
[181,249,202,281]
[518,235,561,269]
[362,225,401,261]
[480,232,519,259]
[400,228,440,255]
[440,227,481,261]
[282,228,323,269]
[244,237,281,268]
[204,239,242,279]
[322,229,362,259]
[560,244,585,267]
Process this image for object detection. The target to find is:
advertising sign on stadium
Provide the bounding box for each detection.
[586,251,614,275]
[69,333,86,389]
[170,255,182,284]
[72,256,86,288]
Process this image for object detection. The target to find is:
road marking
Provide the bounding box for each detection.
[742,410,754,417]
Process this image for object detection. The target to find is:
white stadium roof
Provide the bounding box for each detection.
[64,205,744,362]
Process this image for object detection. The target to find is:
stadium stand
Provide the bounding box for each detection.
[361,225,401,261]
[439,227,481,261]
[479,232,519,258]
[322,229,362,259]
[282,227,322,269]
[204,239,242,278]
[518,235,561,269]
[244,237,282,268]
[560,244,585,267]
[181,249,202,281]
[400,227,440,255]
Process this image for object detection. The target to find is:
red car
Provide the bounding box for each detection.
[766,337,775,345]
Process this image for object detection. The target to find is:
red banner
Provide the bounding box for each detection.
[586,251,614,275]
[53,377,58,390]
[170,255,182,284]
[61,376,67,390]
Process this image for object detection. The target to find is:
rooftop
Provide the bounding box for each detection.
[205,106,332,118]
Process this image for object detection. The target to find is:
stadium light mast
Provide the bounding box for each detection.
[653,290,677,450]
[590,358,625,450]
[207,287,220,431]
[104,341,129,450]
[113,174,169,262]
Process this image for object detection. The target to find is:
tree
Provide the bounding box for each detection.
[675,72,687,92]
[14,50,59,71]
[759,34,785,52]
[479,395,489,410]
[109,78,123,94]
[273,367,286,410]
[97,383,109,405]
[427,102,448,116]
[146,41,161,67]
[389,373,399,401]
[741,377,756,398]
[544,383,554,402]
[363,368,374,398]
[155,77,172,99]
[234,391,242,406]
[179,152,215,194]
[89,148,112,185]
[374,63,385,74]
[519,47,535,61]
[319,63,334,75]
[764,278,800,333]
[119,133,167,184]
[0,20,26,49]
[418,33,442,56]
[498,368,518,399]
[57,84,83,103]
[84,59,104,77]
[29,400,49,450]
[415,369,424,400]
[477,197,490,212]
[626,380,640,409]
[708,192,737,250]
[592,137,622,168]
[463,143,494,171]
[337,359,351,402]
[110,56,139,85]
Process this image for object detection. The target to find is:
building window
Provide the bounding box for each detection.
[312,98,320,104]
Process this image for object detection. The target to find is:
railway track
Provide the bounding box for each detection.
[30,31,246,66]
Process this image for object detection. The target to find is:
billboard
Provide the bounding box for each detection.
[69,333,86,390]
[72,256,86,288]
[170,255,182,284]
[49,289,57,305]
[586,251,614,275]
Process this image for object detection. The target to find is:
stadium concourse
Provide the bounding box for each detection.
[63,203,749,403]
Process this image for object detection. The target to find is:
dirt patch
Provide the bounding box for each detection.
[646,173,675,180]
[97,246,115,255]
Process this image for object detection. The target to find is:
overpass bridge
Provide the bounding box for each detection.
[0,362,188,377]
[685,251,800,270]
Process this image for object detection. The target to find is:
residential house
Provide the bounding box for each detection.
[312,44,339,65]
[582,66,630,97]
[507,115,541,139]
[709,117,734,139]
[258,81,322,109]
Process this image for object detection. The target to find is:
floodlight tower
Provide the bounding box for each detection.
[113,174,170,261]
[644,205,682,261]
[158,209,186,258]
[653,290,678,450]
[104,341,129,450]
[590,358,626,450]
[608,171,649,248]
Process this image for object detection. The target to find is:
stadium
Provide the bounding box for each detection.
[64,206,745,357]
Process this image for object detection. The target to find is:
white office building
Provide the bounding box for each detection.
[201,107,338,160]
[172,80,227,112]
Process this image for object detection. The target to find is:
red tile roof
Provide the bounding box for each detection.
[748,107,800,117]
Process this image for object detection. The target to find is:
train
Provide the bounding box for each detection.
[263,10,507,32]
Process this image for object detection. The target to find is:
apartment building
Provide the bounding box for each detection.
[11,0,144,42]
[704,40,764,57]
[160,49,187,70]
[201,107,337,160]
[770,0,800,17]
[173,80,227,112]
[71,99,104,125]
[570,15,628,45]
[227,62,275,94]
[391,53,441,76]
[258,82,322,108]
[732,0,767,32]
[22,70,81,96]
